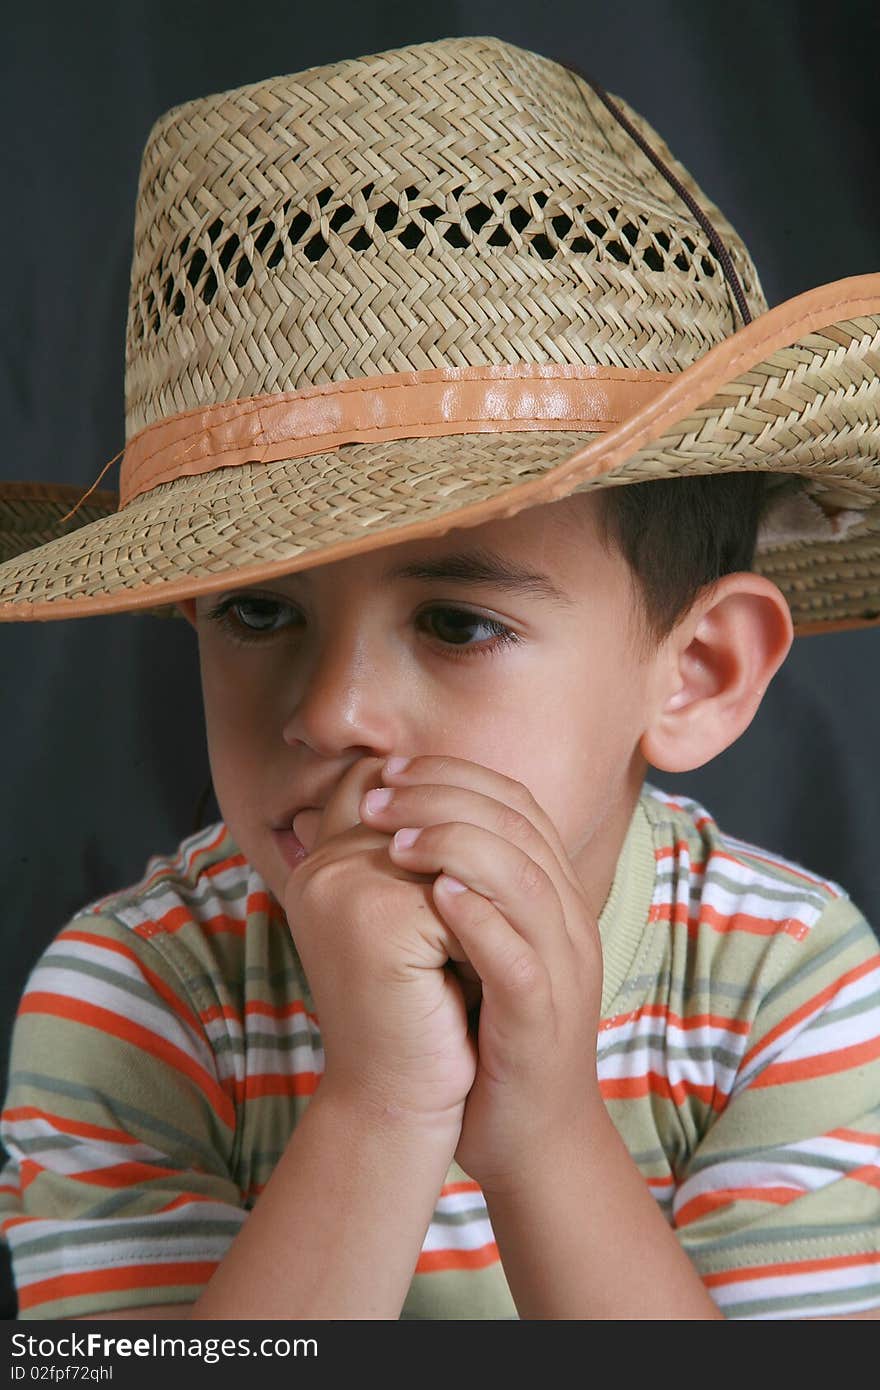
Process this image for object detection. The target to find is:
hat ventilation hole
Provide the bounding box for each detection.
[133,180,722,344]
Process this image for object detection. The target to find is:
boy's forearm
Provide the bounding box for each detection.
[190,1088,460,1320]
[483,1107,723,1320]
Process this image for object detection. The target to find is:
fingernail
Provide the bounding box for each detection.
[364,788,393,813]
[394,827,421,849]
[385,756,410,775]
[439,875,467,894]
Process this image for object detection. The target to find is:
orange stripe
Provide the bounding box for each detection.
[243,1073,319,1100]
[416,1242,499,1274]
[196,999,310,1026]
[600,1070,726,1112]
[847,1164,880,1191]
[244,999,309,1020]
[750,1031,880,1088]
[654,841,706,871]
[187,823,239,865]
[138,826,235,895]
[702,1248,880,1289]
[18,992,235,1129]
[66,1161,183,1188]
[89,826,235,908]
[155,1193,225,1213]
[18,1161,41,1192]
[649,899,810,941]
[17,1261,219,1311]
[131,886,278,943]
[828,1127,880,1148]
[57,929,206,1041]
[675,1185,803,1229]
[134,904,247,940]
[716,845,840,893]
[741,954,880,1072]
[1,1106,139,1147]
[653,834,840,896]
[441,1180,482,1197]
[599,1001,750,1036]
[198,1003,243,1027]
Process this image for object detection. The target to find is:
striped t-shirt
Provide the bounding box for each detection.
[2,781,879,1320]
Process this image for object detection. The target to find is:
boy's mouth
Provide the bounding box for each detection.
[291,807,321,854]
[272,807,320,868]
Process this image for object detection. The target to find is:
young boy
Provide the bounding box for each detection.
[0,36,878,1320]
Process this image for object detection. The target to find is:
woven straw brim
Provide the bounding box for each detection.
[0,291,878,637]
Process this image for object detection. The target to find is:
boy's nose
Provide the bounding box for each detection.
[281,632,403,756]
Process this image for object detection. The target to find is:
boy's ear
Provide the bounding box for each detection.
[640,573,794,774]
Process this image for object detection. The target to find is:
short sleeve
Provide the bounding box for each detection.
[0,915,247,1318]
[673,895,880,1319]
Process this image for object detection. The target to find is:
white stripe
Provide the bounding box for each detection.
[710,1256,880,1310]
[15,1231,244,1288]
[26,960,213,1075]
[734,970,880,1093]
[798,1133,880,1167]
[5,1201,246,1257]
[674,1157,832,1214]
[421,1213,496,1254]
[772,998,880,1065]
[436,1188,488,1217]
[228,1044,323,1077]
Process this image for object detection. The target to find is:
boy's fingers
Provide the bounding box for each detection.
[381,755,585,899]
[391,822,569,957]
[305,755,387,853]
[431,879,549,1027]
[368,781,588,936]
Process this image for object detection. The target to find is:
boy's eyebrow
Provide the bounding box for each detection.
[378,545,576,608]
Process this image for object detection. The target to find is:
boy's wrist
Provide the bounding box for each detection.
[471,1097,608,1203]
[311,1076,465,1154]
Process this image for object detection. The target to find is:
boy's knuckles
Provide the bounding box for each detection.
[501,948,542,997]
[512,854,547,898]
[493,801,533,842]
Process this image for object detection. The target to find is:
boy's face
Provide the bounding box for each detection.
[181,492,660,921]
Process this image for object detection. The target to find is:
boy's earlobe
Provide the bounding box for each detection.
[639,575,793,775]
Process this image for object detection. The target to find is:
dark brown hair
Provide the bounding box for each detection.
[592,472,769,654]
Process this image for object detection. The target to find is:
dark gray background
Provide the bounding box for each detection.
[1,0,878,1318]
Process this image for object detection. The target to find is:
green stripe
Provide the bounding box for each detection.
[5,1072,226,1172]
[10,1215,244,1259]
[685,1221,880,1258]
[38,951,190,1019]
[209,1027,316,1057]
[597,1035,745,1070]
[760,920,867,1011]
[654,861,827,914]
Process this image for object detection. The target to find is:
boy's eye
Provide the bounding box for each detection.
[204,595,520,659]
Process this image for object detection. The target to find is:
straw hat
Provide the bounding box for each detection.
[0,34,878,636]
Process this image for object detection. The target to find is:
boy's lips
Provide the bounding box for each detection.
[290,807,321,853]
[271,807,324,864]
[272,808,320,869]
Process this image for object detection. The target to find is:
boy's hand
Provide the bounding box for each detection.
[359,755,605,1193]
[282,757,477,1137]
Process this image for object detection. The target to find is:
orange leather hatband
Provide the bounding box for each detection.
[118,363,677,508]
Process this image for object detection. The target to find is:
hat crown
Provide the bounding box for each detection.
[124,35,767,439]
